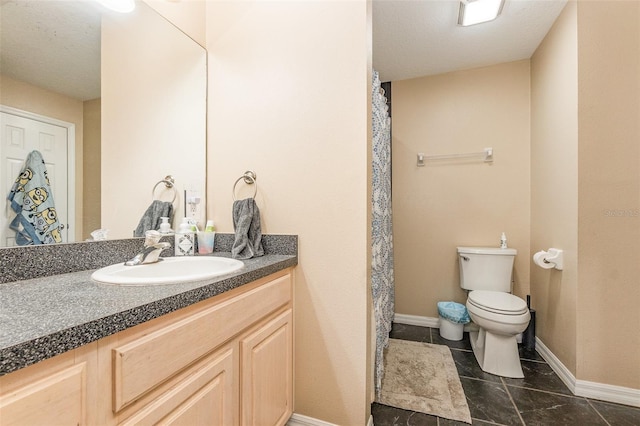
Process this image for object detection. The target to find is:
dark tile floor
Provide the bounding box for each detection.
[372,323,640,426]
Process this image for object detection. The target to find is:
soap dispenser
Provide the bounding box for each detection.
[159,217,172,234]
[175,218,195,256]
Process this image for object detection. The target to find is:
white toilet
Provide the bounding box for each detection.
[457,247,530,378]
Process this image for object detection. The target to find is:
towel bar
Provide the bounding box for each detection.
[152,175,178,204]
[233,171,257,201]
[417,147,493,166]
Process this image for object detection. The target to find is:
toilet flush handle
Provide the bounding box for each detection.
[460,255,470,261]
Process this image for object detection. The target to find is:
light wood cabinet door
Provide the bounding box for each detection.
[119,345,237,426]
[240,309,293,426]
[0,363,88,426]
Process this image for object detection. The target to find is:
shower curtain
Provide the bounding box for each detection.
[372,70,394,396]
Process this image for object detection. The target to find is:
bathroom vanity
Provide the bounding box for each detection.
[0,235,297,426]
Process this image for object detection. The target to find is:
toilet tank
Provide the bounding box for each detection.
[457,247,517,292]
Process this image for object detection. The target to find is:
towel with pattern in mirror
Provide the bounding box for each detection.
[7,150,61,245]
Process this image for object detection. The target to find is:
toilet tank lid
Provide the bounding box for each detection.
[457,246,517,256]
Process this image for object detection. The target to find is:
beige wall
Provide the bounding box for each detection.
[576,0,640,389]
[101,2,206,237]
[0,74,85,240]
[533,0,639,390]
[530,0,579,378]
[205,1,372,424]
[144,0,206,47]
[83,99,101,240]
[392,61,531,318]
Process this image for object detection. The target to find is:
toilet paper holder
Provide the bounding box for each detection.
[533,248,564,270]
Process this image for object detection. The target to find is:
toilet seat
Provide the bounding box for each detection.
[467,290,528,315]
[466,292,531,330]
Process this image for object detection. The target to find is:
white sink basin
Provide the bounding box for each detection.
[91,256,244,286]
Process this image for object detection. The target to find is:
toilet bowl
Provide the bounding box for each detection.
[466,290,530,378]
[457,246,530,378]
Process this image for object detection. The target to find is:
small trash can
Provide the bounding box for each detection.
[437,301,470,341]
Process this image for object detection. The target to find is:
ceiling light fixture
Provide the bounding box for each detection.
[458,0,505,26]
[96,0,135,13]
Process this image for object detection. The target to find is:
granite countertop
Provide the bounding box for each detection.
[0,242,297,376]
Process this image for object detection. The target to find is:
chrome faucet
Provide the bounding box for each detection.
[125,230,171,266]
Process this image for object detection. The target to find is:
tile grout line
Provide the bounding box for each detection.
[448,347,473,353]
[469,419,510,426]
[585,398,612,426]
[518,358,547,364]
[458,375,499,384]
[501,377,527,426]
[502,383,581,400]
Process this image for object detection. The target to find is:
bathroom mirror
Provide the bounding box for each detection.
[0,0,206,246]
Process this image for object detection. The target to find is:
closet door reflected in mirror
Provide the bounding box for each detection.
[0,110,71,246]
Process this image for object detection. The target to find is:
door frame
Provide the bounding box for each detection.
[0,105,76,243]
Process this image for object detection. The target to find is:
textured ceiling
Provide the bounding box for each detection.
[1,0,568,100]
[1,0,101,101]
[373,0,568,82]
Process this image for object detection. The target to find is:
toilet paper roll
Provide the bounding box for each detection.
[533,251,554,269]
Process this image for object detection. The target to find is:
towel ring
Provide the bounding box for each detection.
[232,171,257,201]
[152,175,178,204]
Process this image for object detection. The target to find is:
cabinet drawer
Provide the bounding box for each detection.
[113,273,291,411]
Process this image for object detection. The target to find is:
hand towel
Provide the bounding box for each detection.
[7,150,62,245]
[133,200,173,237]
[232,198,264,259]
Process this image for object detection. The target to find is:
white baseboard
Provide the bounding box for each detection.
[534,337,577,392]
[393,313,440,328]
[576,380,640,408]
[287,413,373,426]
[287,413,337,426]
[536,337,640,408]
[393,313,476,332]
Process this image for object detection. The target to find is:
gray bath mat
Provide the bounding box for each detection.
[377,338,472,424]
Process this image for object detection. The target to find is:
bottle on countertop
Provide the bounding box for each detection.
[198,220,216,254]
[189,220,200,253]
[175,218,195,256]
